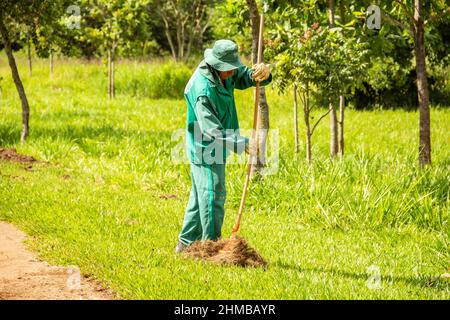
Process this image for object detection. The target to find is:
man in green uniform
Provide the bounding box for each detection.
[176,39,272,253]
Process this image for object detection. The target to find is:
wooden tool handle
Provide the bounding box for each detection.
[232,14,264,236]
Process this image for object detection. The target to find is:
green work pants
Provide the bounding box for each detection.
[179,163,226,245]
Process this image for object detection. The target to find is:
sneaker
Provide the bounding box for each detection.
[175,241,188,254]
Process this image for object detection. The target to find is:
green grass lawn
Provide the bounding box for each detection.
[0,56,449,299]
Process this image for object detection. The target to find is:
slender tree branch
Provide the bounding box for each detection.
[297,88,305,107]
[381,11,414,36]
[202,21,210,34]
[311,108,331,136]
[169,0,178,12]
[157,9,177,60]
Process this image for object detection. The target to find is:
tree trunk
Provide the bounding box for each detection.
[176,16,182,61]
[180,19,186,62]
[338,95,345,158]
[160,12,177,60]
[257,87,269,169]
[111,48,115,98]
[0,20,30,143]
[329,103,338,156]
[294,84,299,153]
[246,0,269,177]
[338,0,346,158]
[27,34,32,77]
[166,28,177,61]
[303,85,312,164]
[49,51,53,79]
[339,0,346,23]
[414,0,431,166]
[328,0,338,157]
[107,49,111,98]
[328,0,335,26]
[108,48,112,99]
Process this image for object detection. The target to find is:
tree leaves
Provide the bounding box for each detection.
[268,12,370,106]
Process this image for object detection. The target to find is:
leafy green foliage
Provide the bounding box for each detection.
[150,0,216,61]
[268,17,370,106]
[0,0,72,56]
[212,0,252,56]
[49,0,152,59]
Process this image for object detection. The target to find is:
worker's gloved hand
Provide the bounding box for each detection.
[252,63,270,82]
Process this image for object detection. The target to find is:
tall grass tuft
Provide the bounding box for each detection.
[116,61,192,99]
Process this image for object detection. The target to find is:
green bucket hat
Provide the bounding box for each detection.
[204,40,244,71]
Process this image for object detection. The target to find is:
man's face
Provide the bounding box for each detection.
[218,69,234,80]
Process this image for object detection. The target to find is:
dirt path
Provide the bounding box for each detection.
[0,221,116,300]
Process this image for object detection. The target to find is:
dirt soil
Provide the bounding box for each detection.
[184,236,267,267]
[0,148,36,163]
[0,221,116,300]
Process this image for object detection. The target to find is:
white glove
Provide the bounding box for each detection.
[252,63,271,82]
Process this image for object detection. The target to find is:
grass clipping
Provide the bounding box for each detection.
[183,236,267,267]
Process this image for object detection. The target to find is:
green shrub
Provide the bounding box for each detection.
[117,61,192,99]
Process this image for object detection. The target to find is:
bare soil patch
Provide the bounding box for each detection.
[0,148,36,163]
[0,221,116,300]
[159,194,178,199]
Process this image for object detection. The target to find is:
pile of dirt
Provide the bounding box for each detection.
[0,148,36,163]
[183,236,267,267]
[159,194,177,199]
[441,269,450,279]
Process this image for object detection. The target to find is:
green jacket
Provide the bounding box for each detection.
[184,60,272,164]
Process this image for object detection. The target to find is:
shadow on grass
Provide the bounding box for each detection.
[0,123,21,146]
[274,261,448,290]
